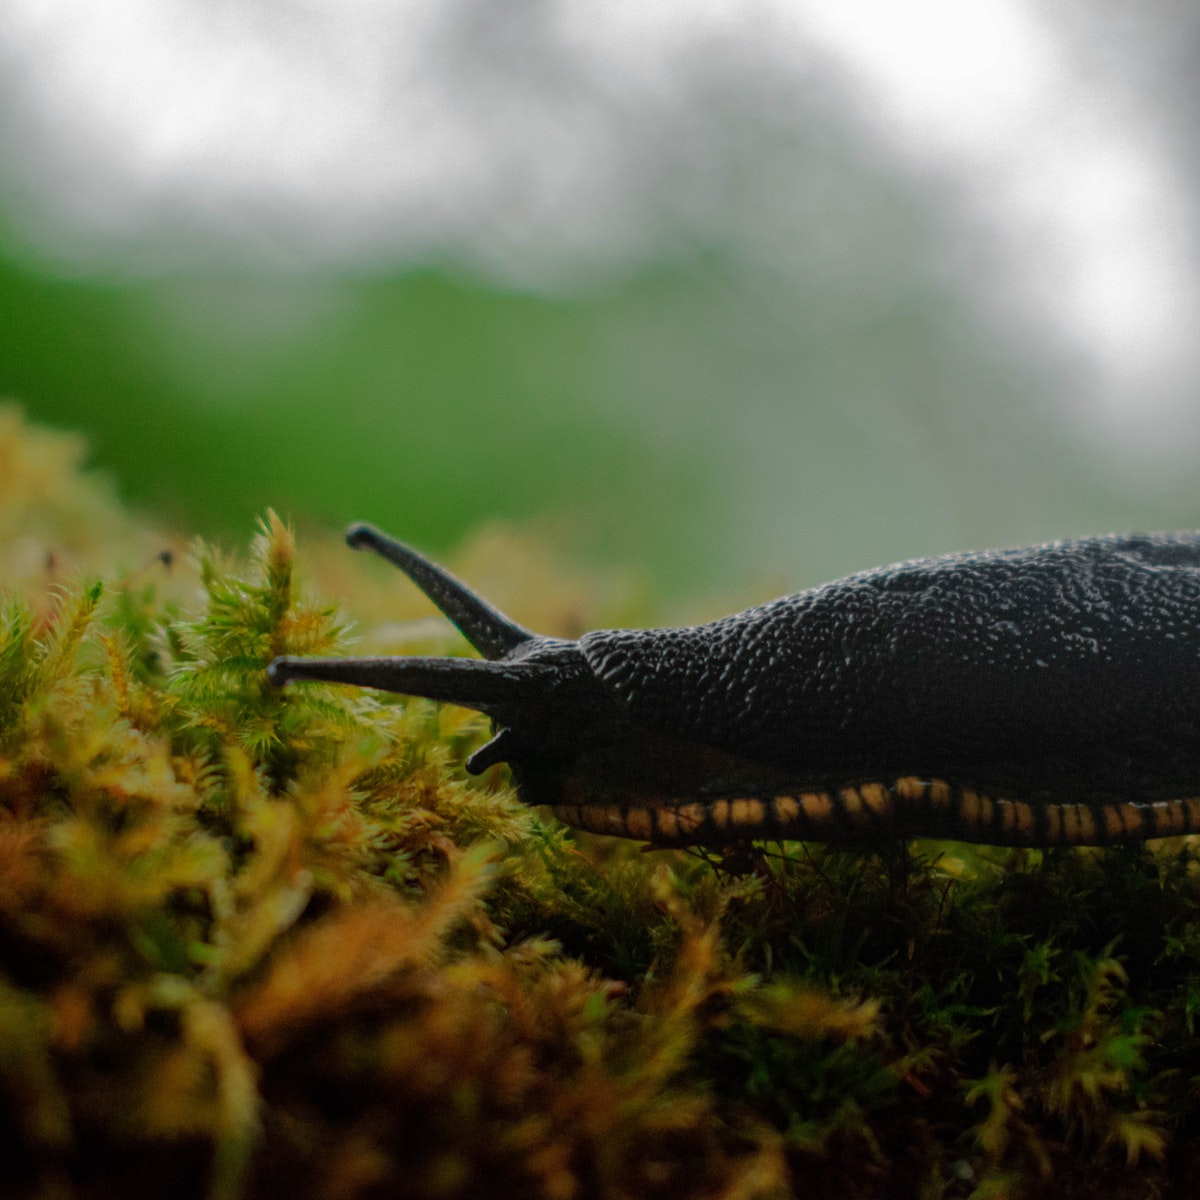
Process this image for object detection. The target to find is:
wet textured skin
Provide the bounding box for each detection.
[580,534,1200,799]
[269,527,1200,846]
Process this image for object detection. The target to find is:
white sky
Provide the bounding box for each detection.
[794,0,1200,424]
[1,0,1197,434]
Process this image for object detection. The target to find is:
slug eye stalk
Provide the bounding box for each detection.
[343,523,533,659]
[267,523,561,720]
[266,654,546,716]
[269,526,612,781]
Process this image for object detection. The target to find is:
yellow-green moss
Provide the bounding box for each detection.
[3,409,1200,1199]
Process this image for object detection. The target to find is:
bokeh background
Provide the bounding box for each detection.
[2,1,1199,599]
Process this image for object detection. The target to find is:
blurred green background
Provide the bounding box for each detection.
[2,2,1199,598]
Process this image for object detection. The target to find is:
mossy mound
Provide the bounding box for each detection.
[2,407,1200,1200]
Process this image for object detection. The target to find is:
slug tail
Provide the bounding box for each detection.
[345,523,534,658]
[268,654,534,714]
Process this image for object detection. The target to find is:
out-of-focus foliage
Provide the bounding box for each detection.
[0,241,1149,600]
[5,413,1200,1199]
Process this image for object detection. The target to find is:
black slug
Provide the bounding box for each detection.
[268,524,1200,847]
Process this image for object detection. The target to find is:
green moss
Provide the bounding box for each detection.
[4,408,1200,1198]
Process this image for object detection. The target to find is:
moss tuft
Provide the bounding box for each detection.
[4,411,1200,1198]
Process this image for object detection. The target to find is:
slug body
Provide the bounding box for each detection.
[268,525,1200,847]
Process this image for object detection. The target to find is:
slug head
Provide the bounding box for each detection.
[268,524,739,807]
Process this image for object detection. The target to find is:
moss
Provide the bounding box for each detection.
[3,408,1200,1197]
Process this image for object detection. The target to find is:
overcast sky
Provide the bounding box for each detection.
[2,0,1198,446]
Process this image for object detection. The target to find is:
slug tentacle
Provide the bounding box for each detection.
[345,522,533,658]
[270,524,1200,849]
[266,654,547,715]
